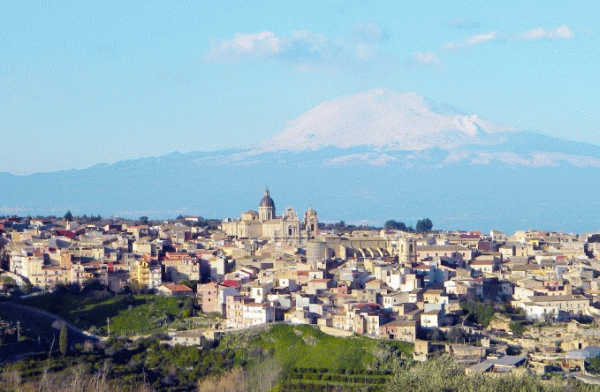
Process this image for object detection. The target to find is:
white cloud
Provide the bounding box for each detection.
[0,206,26,214]
[205,31,281,61]
[444,31,499,50]
[514,25,574,41]
[323,153,398,167]
[415,51,440,64]
[204,23,393,76]
[442,25,573,52]
[442,150,600,168]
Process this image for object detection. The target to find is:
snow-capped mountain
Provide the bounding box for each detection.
[258,89,516,152]
[2,89,600,233]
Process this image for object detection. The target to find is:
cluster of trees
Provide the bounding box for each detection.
[1,333,244,391]
[386,356,596,392]
[384,218,433,233]
[318,221,380,232]
[508,321,527,337]
[64,211,102,222]
[460,301,495,327]
[174,215,222,230]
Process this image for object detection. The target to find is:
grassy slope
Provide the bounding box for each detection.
[232,324,412,371]
[17,293,182,334]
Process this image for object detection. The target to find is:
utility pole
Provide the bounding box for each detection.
[16,321,20,340]
[106,317,110,339]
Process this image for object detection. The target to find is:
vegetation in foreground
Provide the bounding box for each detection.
[2,325,600,392]
[16,291,214,336]
[384,356,600,392]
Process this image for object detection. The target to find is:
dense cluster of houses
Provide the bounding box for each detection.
[3,214,600,375]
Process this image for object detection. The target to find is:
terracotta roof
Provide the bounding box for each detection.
[471,260,494,265]
[162,284,193,292]
[222,280,241,288]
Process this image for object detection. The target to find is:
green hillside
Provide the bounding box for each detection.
[221,324,412,371]
[17,293,213,335]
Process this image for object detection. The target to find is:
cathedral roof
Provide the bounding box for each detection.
[259,188,275,208]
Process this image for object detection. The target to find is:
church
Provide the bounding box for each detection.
[221,188,318,245]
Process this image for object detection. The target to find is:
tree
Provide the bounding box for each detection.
[59,324,68,355]
[64,211,73,222]
[447,326,468,343]
[415,218,433,232]
[139,216,149,225]
[461,301,495,327]
[385,220,409,231]
[587,355,600,374]
[509,321,526,337]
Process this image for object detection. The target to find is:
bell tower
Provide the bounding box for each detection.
[398,237,417,266]
[304,205,318,239]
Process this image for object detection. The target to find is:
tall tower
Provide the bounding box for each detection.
[304,205,318,239]
[398,237,417,266]
[258,188,275,221]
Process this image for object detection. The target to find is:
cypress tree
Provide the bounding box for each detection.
[59,324,68,355]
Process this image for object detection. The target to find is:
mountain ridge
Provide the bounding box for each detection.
[1,90,599,233]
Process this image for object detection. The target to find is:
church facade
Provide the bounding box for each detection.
[221,188,318,245]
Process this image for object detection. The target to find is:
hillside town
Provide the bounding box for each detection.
[3,189,600,379]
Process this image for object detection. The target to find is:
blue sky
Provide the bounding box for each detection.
[1,0,598,174]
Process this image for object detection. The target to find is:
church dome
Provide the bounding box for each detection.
[259,188,275,208]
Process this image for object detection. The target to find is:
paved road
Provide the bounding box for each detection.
[0,302,100,350]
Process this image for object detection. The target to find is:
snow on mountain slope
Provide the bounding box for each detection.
[258,89,518,152]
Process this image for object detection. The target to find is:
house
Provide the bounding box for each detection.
[133,258,162,289]
[197,281,219,313]
[243,302,275,327]
[226,295,246,328]
[444,279,473,297]
[489,355,527,373]
[423,289,446,305]
[172,330,203,346]
[306,279,334,295]
[420,310,440,329]
[379,320,418,343]
[566,346,600,368]
[416,245,472,264]
[365,312,388,337]
[490,230,506,242]
[465,355,527,374]
[162,252,200,282]
[518,295,591,320]
[364,279,386,292]
[286,309,319,324]
[157,284,194,297]
[249,282,272,303]
[382,292,407,309]
[413,340,431,362]
[470,255,500,274]
[446,344,486,362]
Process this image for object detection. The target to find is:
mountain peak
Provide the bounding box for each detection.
[258,89,518,152]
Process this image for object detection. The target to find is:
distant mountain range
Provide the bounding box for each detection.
[2,89,599,234]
